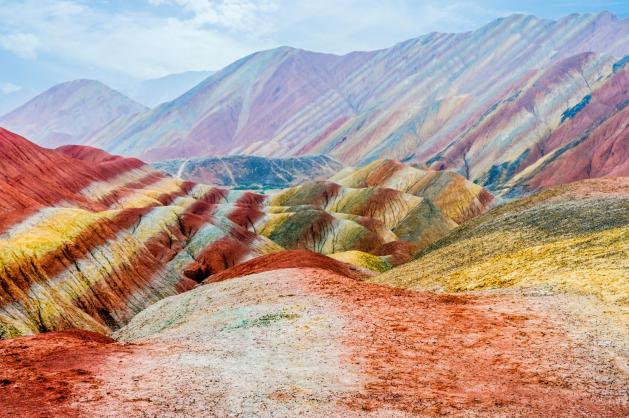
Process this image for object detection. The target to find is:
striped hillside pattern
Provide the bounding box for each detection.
[0,129,493,337]
[80,13,629,194]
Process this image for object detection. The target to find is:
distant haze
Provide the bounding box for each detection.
[123,71,215,108]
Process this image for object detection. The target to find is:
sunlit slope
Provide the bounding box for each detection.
[372,178,629,316]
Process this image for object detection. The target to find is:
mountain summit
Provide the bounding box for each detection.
[0,79,147,148]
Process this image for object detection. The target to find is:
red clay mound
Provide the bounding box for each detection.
[57,144,123,163]
[0,330,132,418]
[203,250,370,284]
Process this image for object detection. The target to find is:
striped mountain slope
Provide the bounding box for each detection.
[76,12,629,195]
[0,129,281,338]
[0,130,494,338]
[372,177,629,326]
[262,161,493,263]
[330,159,494,223]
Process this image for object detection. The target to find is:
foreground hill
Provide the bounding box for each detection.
[153,154,343,188]
[2,266,627,416]
[84,13,629,194]
[0,128,491,337]
[0,80,147,148]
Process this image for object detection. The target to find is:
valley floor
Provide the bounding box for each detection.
[2,268,627,417]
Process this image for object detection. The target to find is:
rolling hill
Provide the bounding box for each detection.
[0,128,492,338]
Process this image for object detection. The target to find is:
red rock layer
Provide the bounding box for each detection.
[527,106,629,188]
[203,250,369,283]
[0,129,281,337]
[304,271,629,416]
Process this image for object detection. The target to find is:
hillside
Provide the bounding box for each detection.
[0,128,281,337]
[3,266,627,416]
[0,128,492,337]
[0,80,147,148]
[83,13,629,194]
[153,154,343,188]
[372,178,629,326]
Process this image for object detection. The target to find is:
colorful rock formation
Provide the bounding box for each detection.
[0,128,281,338]
[373,177,629,326]
[0,129,492,338]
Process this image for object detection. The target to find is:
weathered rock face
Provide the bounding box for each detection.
[76,13,628,194]
[152,154,343,189]
[501,67,629,195]
[0,129,494,338]
[0,80,147,148]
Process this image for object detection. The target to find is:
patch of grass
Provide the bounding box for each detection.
[228,311,300,330]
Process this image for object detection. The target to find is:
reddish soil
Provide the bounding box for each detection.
[305,272,629,417]
[1,269,627,417]
[203,250,370,284]
[0,330,135,418]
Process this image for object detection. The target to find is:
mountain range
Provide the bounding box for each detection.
[4,13,629,196]
[1,13,627,197]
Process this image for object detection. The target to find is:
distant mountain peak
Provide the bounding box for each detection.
[0,79,146,148]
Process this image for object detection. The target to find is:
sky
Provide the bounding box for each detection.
[0,0,628,95]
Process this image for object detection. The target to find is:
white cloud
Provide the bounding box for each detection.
[0,33,41,59]
[0,83,22,95]
[0,0,515,82]
[0,0,273,80]
[149,0,277,34]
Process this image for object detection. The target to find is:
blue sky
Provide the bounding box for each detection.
[0,0,628,95]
